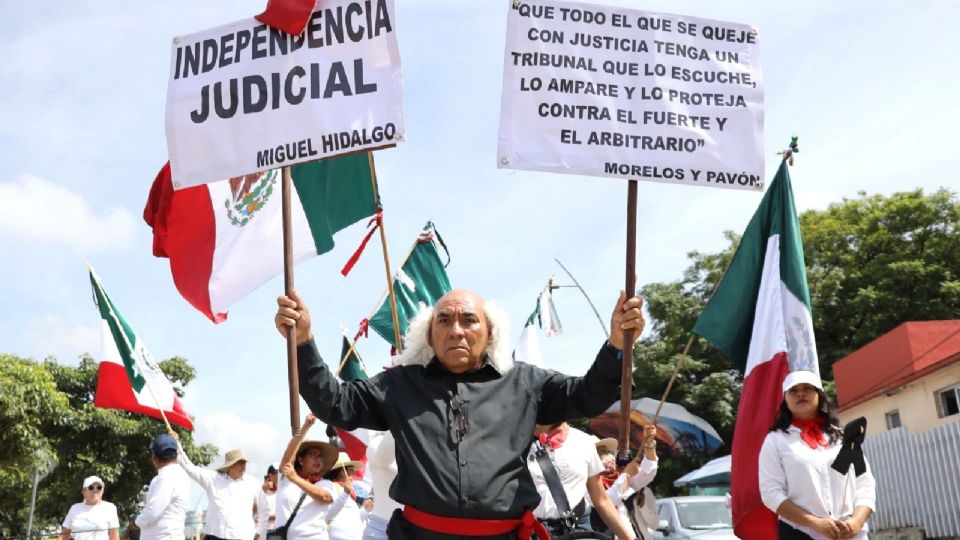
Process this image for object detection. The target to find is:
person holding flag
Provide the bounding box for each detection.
[168,433,261,540]
[136,434,190,540]
[275,287,644,539]
[320,453,365,540]
[758,371,876,540]
[693,150,827,539]
[275,414,342,540]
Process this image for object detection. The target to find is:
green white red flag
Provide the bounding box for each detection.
[364,222,451,347]
[335,336,371,479]
[513,288,564,367]
[89,267,194,430]
[693,160,819,539]
[514,303,544,367]
[144,153,376,322]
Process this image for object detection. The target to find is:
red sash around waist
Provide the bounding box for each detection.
[402,505,550,540]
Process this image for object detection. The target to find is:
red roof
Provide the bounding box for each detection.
[834,321,960,411]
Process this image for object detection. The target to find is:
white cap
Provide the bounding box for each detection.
[782,371,823,393]
[83,475,104,489]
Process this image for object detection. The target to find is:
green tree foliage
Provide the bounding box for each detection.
[0,356,69,533]
[801,188,960,371]
[0,354,216,537]
[627,188,959,495]
[630,232,741,495]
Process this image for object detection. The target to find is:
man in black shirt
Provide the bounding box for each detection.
[275,288,643,539]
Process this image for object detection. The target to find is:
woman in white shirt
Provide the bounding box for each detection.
[275,414,340,540]
[759,371,876,540]
[319,453,364,540]
[60,476,120,540]
[599,425,659,540]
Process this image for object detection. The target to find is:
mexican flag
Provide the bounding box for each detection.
[513,288,563,367]
[89,267,194,430]
[692,161,819,539]
[367,222,451,347]
[336,336,371,479]
[144,153,376,323]
[538,289,563,337]
[514,306,544,367]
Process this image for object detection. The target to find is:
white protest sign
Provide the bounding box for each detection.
[166,0,404,189]
[498,0,764,191]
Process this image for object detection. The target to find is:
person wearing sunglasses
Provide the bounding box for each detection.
[60,476,119,540]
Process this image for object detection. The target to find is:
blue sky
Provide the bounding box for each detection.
[2,0,958,498]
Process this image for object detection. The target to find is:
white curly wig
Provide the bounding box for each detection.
[393,298,514,373]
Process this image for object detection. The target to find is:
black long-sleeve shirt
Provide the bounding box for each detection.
[297,339,623,520]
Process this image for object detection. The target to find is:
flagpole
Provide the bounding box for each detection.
[652,335,695,423]
[618,180,638,463]
[359,233,420,320]
[281,166,301,435]
[87,264,174,434]
[553,258,609,339]
[367,153,404,352]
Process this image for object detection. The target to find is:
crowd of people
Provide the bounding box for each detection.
[60,288,876,540]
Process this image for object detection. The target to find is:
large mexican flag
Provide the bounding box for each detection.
[89,267,194,430]
[144,153,376,322]
[692,160,819,539]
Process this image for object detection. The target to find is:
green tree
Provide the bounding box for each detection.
[0,354,216,537]
[801,188,960,372]
[0,356,69,535]
[628,233,741,495]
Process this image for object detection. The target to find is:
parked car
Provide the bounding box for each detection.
[651,496,736,539]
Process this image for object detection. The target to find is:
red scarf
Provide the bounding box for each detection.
[537,424,569,449]
[791,418,828,449]
[599,470,619,490]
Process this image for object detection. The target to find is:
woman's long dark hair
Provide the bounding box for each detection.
[769,388,843,445]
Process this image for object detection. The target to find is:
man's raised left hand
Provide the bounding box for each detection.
[609,291,644,350]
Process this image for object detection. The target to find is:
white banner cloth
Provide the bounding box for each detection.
[499,0,764,191]
[166,0,404,189]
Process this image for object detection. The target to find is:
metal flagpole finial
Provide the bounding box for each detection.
[777,135,800,166]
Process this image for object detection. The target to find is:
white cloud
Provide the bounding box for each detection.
[0,175,136,253]
[25,313,100,361]
[193,411,288,477]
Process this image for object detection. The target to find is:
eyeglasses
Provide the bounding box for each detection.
[86,485,103,492]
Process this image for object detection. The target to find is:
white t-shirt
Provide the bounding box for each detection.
[275,476,331,540]
[759,427,877,540]
[136,464,189,540]
[317,480,364,540]
[527,427,604,520]
[256,490,277,539]
[62,501,119,540]
[366,431,402,521]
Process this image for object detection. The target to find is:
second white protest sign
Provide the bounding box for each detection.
[498,0,764,191]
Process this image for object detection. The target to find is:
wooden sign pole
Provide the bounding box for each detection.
[618,179,638,462]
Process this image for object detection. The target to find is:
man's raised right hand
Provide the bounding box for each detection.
[275,290,313,346]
